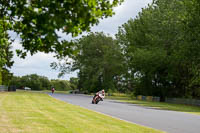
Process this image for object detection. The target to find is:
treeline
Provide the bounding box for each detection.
[0,27,13,85]
[0,0,123,85]
[2,0,199,101]
[10,74,78,91]
[55,0,200,100]
[116,0,200,101]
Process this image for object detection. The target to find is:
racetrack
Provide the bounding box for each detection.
[49,93,200,133]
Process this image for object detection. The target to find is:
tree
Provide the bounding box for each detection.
[21,74,43,90]
[0,0,123,58]
[182,0,200,98]
[10,74,72,91]
[116,0,200,100]
[51,79,71,91]
[0,17,14,85]
[39,76,51,90]
[67,32,125,93]
[11,74,50,90]
[0,71,2,85]
[69,77,78,90]
[9,76,21,88]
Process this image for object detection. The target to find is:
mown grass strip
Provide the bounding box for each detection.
[117,99,200,115]
[0,92,163,133]
[105,93,200,115]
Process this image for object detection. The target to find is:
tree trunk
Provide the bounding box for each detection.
[0,69,2,85]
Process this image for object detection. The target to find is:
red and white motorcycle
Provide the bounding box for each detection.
[92,93,104,104]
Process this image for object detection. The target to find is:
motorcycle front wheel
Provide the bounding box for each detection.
[96,99,100,104]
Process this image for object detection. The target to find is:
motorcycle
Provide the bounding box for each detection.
[92,95,103,104]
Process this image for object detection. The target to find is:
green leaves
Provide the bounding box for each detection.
[69,32,125,92]
[0,69,2,85]
[117,0,200,99]
[0,0,123,57]
[0,19,14,69]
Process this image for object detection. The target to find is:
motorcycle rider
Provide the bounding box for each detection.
[51,87,55,94]
[93,89,105,103]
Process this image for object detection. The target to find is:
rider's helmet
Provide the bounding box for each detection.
[102,89,105,93]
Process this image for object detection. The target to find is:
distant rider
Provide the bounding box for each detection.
[51,87,55,94]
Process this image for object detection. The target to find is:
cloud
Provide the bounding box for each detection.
[91,0,152,35]
[11,51,77,80]
[11,40,76,80]
[10,0,152,80]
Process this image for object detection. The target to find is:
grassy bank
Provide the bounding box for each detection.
[0,91,163,133]
[105,93,200,115]
[40,90,70,94]
[119,99,200,115]
[105,93,132,100]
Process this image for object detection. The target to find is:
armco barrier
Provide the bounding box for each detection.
[136,95,160,102]
[146,96,153,101]
[137,95,142,100]
[152,97,160,102]
[8,85,16,92]
[142,96,146,100]
[0,85,8,91]
[166,98,200,106]
[136,95,200,106]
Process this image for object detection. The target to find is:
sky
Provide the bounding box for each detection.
[10,0,152,80]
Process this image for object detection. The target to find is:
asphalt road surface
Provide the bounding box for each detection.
[49,93,200,133]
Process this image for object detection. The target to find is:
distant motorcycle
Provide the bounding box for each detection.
[92,95,103,104]
[51,87,55,94]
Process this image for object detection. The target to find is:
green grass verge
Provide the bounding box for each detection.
[105,93,132,100]
[0,92,163,133]
[40,90,70,94]
[105,93,200,115]
[113,99,200,115]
